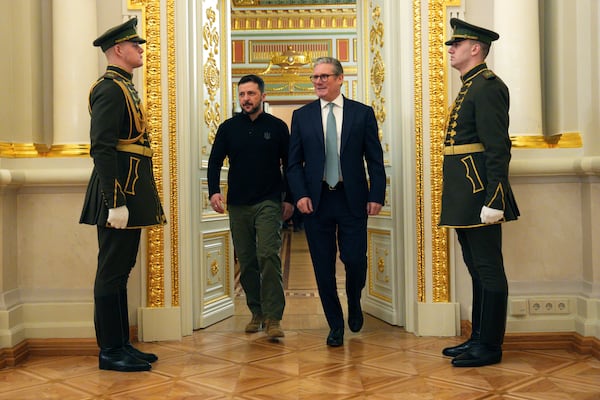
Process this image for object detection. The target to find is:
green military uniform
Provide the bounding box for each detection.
[439,62,519,227]
[79,65,166,228]
[80,17,165,372]
[439,18,520,368]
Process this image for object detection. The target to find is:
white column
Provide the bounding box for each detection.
[52,0,98,144]
[492,0,543,136]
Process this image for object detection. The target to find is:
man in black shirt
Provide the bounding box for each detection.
[207,75,293,338]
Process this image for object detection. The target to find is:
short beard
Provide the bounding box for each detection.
[243,103,261,115]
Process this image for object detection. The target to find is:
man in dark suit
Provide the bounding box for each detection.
[440,18,519,367]
[80,17,166,372]
[287,57,386,347]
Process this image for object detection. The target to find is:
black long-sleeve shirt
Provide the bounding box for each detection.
[207,111,291,206]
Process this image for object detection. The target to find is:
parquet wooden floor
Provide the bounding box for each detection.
[1,231,599,399]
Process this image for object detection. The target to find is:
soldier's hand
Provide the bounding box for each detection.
[107,205,129,229]
[480,206,504,224]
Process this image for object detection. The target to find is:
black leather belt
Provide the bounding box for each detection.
[323,181,344,191]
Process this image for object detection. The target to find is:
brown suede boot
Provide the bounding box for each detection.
[265,320,284,338]
[245,315,264,333]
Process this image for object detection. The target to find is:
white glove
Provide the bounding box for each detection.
[480,206,504,224]
[107,205,129,229]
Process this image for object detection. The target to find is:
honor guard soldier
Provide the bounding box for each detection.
[440,18,520,367]
[80,17,166,372]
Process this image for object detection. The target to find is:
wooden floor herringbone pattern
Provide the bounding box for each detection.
[1,231,599,399]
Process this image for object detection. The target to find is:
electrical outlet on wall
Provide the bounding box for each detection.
[528,298,570,314]
[510,299,527,316]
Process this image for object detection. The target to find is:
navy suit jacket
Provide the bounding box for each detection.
[287,96,386,216]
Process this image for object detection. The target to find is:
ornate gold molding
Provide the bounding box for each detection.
[0,143,89,158]
[231,8,356,31]
[203,7,222,145]
[369,3,385,142]
[232,66,358,76]
[0,131,580,159]
[429,0,450,303]
[203,230,232,305]
[166,0,179,307]
[414,0,425,303]
[368,228,392,303]
[128,0,166,308]
[232,0,356,5]
[511,132,583,148]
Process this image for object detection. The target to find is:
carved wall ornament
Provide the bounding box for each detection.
[203,7,222,144]
[261,45,312,75]
[369,3,386,142]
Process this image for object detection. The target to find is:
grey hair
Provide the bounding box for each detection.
[312,57,344,75]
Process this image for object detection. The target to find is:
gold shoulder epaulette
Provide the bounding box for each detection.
[483,69,496,80]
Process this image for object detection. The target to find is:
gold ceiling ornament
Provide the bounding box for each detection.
[261,46,312,75]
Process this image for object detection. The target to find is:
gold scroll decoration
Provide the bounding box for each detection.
[369,4,386,143]
[203,7,222,145]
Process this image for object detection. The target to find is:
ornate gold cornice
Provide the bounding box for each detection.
[232,66,358,76]
[232,0,356,5]
[231,8,356,30]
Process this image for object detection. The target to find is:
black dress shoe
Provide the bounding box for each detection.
[451,344,502,367]
[125,343,158,363]
[99,348,152,372]
[348,312,364,333]
[442,338,477,357]
[326,328,344,347]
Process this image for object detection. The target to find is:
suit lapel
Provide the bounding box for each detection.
[309,100,325,150]
[340,96,354,154]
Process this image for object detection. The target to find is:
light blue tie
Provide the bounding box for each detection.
[325,102,339,187]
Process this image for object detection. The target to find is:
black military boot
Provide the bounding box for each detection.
[452,289,507,367]
[95,294,151,372]
[443,279,482,357]
[119,289,158,363]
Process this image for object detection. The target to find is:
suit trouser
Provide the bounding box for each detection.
[94,226,141,349]
[228,200,285,321]
[456,224,508,349]
[304,187,368,330]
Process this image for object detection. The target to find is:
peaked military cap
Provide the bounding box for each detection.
[93,17,146,52]
[445,18,499,46]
